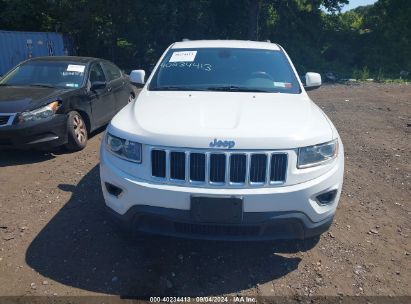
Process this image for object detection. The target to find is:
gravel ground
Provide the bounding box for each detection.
[0,83,409,299]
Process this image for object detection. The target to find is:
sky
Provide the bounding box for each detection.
[340,0,378,12]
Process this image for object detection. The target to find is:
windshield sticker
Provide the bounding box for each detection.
[160,62,212,72]
[65,83,79,88]
[62,71,83,76]
[273,82,292,88]
[169,51,197,62]
[67,64,85,73]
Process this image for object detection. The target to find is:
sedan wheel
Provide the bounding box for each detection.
[73,114,87,144]
[65,111,88,151]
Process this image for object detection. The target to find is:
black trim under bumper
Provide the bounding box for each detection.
[0,114,68,149]
[106,205,334,241]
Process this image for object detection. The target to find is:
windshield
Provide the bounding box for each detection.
[0,61,86,89]
[149,48,301,93]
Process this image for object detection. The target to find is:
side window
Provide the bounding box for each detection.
[89,63,106,83]
[102,62,122,81]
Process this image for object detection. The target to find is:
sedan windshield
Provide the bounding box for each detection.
[0,61,86,89]
[149,48,301,93]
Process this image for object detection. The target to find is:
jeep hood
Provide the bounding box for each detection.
[109,90,334,149]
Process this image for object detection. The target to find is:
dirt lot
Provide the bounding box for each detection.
[0,83,410,300]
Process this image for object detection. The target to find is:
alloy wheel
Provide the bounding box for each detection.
[73,114,87,143]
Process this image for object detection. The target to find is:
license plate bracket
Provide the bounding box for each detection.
[191,196,243,224]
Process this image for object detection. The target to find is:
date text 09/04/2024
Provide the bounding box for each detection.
[149,296,257,303]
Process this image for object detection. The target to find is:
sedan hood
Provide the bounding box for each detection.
[0,86,64,113]
[109,90,333,149]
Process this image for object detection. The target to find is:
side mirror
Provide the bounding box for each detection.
[130,70,145,86]
[90,81,106,91]
[304,72,322,91]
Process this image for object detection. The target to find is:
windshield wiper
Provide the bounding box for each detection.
[0,83,9,86]
[151,85,274,92]
[206,86,272,92]
[151,86,207,91]
[29,83,55,88]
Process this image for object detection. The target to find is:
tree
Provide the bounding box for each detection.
[0,0,409,78]
[248,0,262,40]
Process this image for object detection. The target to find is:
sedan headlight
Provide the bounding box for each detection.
[298,139,338,168]
[18,101,60,123]
[106,132,142,163]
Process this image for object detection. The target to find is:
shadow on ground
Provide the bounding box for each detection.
[26,165,317,298]
[0,127,106,167]
[0,149,57,167]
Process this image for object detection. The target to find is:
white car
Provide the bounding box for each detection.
[100,40,344,241]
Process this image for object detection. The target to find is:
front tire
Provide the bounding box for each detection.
[65,111,88,151]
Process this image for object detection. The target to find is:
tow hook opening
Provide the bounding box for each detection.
[316,189,337,205]
[105,182,123,198]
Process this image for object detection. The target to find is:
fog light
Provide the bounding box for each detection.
[105,182,123,197]
[316,190,337,205]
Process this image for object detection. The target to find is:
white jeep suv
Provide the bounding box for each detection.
[100,40,344,241]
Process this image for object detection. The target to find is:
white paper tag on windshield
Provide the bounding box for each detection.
[169,51,197,62]
[273,82,286,87]
[67,64,85,73]
[65,83,79,88]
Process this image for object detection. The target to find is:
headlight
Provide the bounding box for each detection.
[18,101,59,123]
[106,132,142,163]
[298,139,338,168]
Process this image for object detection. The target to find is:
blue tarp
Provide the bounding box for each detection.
[0,30,74,76]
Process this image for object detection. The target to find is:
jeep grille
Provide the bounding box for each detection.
[151,147,288,187]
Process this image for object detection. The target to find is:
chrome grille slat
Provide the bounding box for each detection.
[205,153,210,184]
[165,150,171,179]
[185,151,190,182]
[245,154,251,184]
[151,147,287,187]
[265,153,271,184]
[224,152,230,184]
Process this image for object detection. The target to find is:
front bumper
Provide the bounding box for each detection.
[0,114,68,149]
[100,146,344,240]
[106,205,334,241]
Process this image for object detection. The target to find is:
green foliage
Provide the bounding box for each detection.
[353,66,370,80]
[376,68,385,82]
[0,0,409,79]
